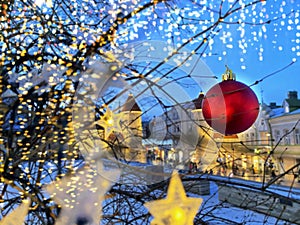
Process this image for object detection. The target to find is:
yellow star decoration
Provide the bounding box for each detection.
[96,108,124,140]
[144,171,203,225]
[1,199,31,225]
[44,163,120,225]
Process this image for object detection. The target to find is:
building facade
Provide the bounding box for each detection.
[144,92,216,170]
[237,91,300,176]
[148,90,300,177]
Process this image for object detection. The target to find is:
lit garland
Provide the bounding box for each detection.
[0,0,299,224]
[44,163,120,225]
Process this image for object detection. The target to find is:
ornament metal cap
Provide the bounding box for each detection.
[222,65,236,81]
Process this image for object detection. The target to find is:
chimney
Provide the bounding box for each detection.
[288,91,298,99]
[269,102,277,109]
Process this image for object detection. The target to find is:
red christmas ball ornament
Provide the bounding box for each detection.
[202,66,259,135]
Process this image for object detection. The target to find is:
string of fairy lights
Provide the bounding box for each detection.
[1,0,300,224]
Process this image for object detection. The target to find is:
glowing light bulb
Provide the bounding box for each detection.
[107,118,113,125]
[172,206,185,223]
[144,171,203,225]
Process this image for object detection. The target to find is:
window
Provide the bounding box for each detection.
[172,124,180,133]
[246,133,249,142]
[283,129,291,145]
[188,123,193,131]
[167,125,172,133]
[250,132,255,145]
[274,130,281,144]
[173,112,179,120]
[295,129,300,145]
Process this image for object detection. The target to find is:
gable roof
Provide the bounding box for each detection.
[284,98,300,110]
[269,105,300,119]
[192,92,205,109]
[122,94,141,112]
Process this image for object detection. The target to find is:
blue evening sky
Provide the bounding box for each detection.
[34,0,299,108]
[197,0,300,105]
[35,0,300,106]
[131,0,300,106]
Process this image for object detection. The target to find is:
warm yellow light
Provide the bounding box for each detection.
[107,118,113,125]
[144,171,203,225]
[173,206,185,223]
[44,164,120,224]
[96,108,123,140]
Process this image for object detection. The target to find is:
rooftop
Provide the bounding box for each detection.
[122,94,142,112]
